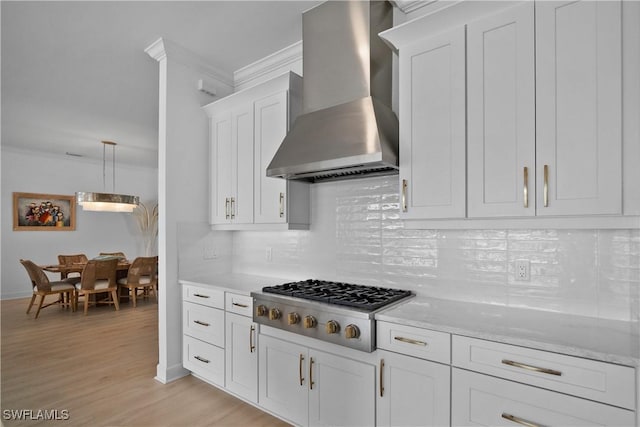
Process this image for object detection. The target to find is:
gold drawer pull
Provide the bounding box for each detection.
[309,357,315,390]
[543,164,549,207]
[523,166,529,208]
[379,359,385,397]
[232,302,249,308]
[249,325,255,353]
[193,293,210,299]
[194,355,210,364]
[299,354,305,386]
[394,336,427,346]
[193,320,210,327]
[501,359,562,376]
[401,179,408,212]
[502,413,543,427]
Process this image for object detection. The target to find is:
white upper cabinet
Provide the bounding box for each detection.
[254,91,289,224]
[209,112,233,224]
[467,3,536,218]
[209,105,254,226]
[203,72,310,230]
[397,27,466,219]
[536,0,622,216]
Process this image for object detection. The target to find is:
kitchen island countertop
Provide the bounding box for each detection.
[376,296,640,367]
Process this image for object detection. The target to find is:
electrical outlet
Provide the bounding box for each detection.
[515,260,530,281]
[266,247,273,262]
[203,245,217,259]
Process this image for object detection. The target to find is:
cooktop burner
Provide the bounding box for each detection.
[262,279,412,311]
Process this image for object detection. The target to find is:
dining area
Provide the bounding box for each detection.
[20,253,158,318]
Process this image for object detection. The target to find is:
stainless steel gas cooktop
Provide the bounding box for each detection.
[252,279,413,352]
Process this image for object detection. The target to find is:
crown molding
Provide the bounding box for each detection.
[233,41,302,90]
[144,38,234,90]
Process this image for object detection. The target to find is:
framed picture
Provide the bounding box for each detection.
[13,192,76,231]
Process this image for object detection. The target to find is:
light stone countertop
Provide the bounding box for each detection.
[178,274,639,367]
[376,296,640,367]
[179,273,291,296]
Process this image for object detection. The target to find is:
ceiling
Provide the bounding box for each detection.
[1,1,322,168]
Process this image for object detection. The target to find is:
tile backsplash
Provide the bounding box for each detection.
[231,176,639,321]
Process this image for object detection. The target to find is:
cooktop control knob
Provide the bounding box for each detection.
[268,308,281,321]
[256,305,268,317]
[325,320,340,334]
[288,312,300,325]
[303,315,317,328]
[344,324,360,339]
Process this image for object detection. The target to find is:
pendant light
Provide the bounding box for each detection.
[76,141,140,213]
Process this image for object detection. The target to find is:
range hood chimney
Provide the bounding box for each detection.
[266,1,398,182]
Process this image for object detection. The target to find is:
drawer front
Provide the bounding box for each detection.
[452,335,636,410]
[225,292,253,317]
[183,335,224,386]
[183,302,225,347]
[183,285,224,309]
[377,321,451,364]
[452,368,635,426]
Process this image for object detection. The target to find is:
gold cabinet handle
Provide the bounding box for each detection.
[193,320,210,327]
[194,355,210,364]
[543,164,549,207]
[279,192,285,218]
[249,325,255,353]
[394,336,427,346]
[523,166,529,208]
[193,293,209,299]
[299,354,305,386]
[309,357,315,390]
[401,179,408,212]
[502,413,542,427]
[501,359,562,376]
[379,359,385,397]
[232,302,248,308]
[230,197,235,219]
[225,198,230,219]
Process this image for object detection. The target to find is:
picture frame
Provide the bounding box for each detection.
[13,192,76,231]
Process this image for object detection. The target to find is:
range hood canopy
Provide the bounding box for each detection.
[267,0,398,182]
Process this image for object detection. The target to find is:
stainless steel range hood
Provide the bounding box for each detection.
[266,1,398,182]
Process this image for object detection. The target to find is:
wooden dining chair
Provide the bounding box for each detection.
[57,253,88,284]
[20,259,76,318]
[74,258,119,315]
[117,256,158,307]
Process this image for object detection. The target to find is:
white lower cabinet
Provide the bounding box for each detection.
[377,350,450,427]
[258,334,375,427]
[182,286,226,387]
[225,312,258,403]
[452,368,635,426]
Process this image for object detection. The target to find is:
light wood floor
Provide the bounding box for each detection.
[1,296,290,426]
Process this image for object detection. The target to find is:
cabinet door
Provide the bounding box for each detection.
[254,91,289,224]
[308,349,375,427]
[377,350,450,427]
[258,335,308,426]
[230,105,254,224]
[451,368,635,426]
[210,113,232,224]
[398,27,466,219]
[467,3,536,217]
[225,313,257,403]
[536,0,622,215]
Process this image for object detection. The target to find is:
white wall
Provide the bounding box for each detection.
[232,176,640,322]
[1,147,157,299]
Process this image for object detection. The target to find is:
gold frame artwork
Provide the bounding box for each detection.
[13,192,76,231]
